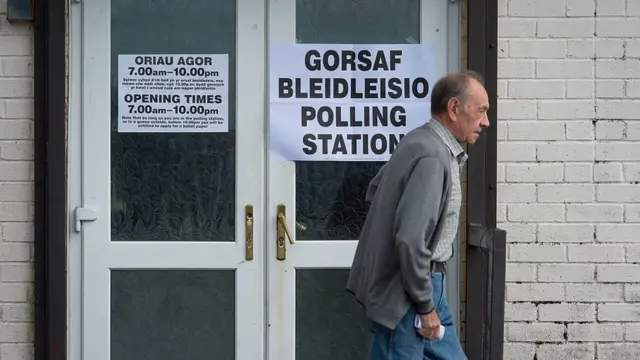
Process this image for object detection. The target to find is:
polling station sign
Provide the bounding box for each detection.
[269,44,437,161]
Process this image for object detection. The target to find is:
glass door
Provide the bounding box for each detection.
[79,1,265,359]
[266,0,455,359]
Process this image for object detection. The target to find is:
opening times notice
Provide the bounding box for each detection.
[117,54,229,133]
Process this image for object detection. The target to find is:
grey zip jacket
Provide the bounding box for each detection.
[346,122,453,330]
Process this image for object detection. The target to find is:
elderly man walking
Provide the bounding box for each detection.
[347,71,490,360]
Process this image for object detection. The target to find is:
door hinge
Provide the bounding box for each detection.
[74,207,97,232]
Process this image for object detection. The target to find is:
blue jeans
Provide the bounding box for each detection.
[367,273,467,360]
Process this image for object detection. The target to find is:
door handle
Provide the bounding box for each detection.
[245,205,254,261]
[276,204,294,260]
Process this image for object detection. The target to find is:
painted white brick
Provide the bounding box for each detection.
[499,60,536,79]
[507,79,564,98]
[626,205,640,222]
[538,263,595,282]
[497,184,536,203]
[0,324,32,342]
[623,163,640,182]
[538,224,595,243]
[536,60,594,79]
[539,303,595,322]
[596,80,625,98]
[597,265,640,283]
[505,263,537,282]
[537,142,595,162]
[626,40,640,58]
[538,100,595,119]
[594,162,623,182]
[628,123,640,140]
[537,184,594,203]
[0,344,33,360]
[596,224,640,243]
[596,142,640,160]
[504,302,537,321]
[0,284,29,302]
[509,244,566,262]
[505,163,563,183]
[536,344,595,360]
[537,19,595,38]
[567,0,595,17]
[596,39,625,58]
[567,39,595,58]
[507,0,566,17]
[508,40,566,58]
[566,121,594,140]
[596,59,640,79]
[503,343,535,360]
[625,245,640,262]
[565,163,593,182]
[508,121,564,140]
[568,244,625,263]
[507,283,564,302]
[565,284,624,302]
[630,1,640,16]
[596,18,640,37]
[596,120,625,139]
[507,323,565,342]
[567,80,594,99]
[0,79,31,98]
[598,344,640,360]
[568,323,624,342]
[566,204,624,222]
[497,99,537,119]
[497,142,537,162]
[498,19,536,38]
[508,204,565,222]
[0,36,31,57]
[597,184,640,203]
[598,304,640,322]
[626,323,640,341]
[596,0,626,16]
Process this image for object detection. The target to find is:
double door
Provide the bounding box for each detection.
[71,0,457,359]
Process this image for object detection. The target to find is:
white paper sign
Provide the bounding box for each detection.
[269,44,437,161]
[117,54,229,133]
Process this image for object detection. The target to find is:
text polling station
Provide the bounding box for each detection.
[117,54,229,133]
[269,44,436,161]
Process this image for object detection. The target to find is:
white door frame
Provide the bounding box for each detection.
[67,1,461,359]
[68,1,266,359]
[265,1,461,359]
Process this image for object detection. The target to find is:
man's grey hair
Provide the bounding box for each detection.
[430,70,484,115]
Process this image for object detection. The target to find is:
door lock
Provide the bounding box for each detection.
[276,204,294,260]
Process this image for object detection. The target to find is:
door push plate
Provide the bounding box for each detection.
[74,207,97,232]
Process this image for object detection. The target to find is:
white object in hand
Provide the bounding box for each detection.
[414,315,445,340]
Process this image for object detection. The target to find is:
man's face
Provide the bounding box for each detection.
[447,79,490,144]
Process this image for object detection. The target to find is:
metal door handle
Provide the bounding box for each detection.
[245,205,254,261]
[276,204,294,260]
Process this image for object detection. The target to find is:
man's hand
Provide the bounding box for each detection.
[418,310,441,340]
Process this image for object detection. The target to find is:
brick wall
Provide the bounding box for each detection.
[498,0,640,359]
[0,0,35,359]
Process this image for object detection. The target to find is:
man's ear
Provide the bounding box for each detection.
[447,98,460,121]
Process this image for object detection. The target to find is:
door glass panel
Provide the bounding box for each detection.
[110,0,236,242]
[294,0,421,241]
[296,270,370,359]
[111,270,235,360]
